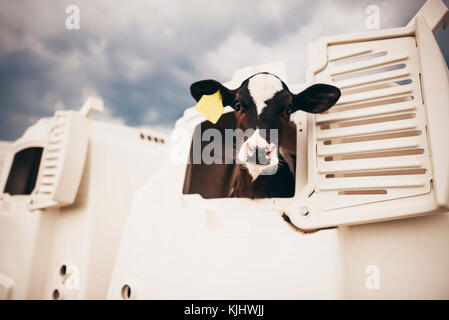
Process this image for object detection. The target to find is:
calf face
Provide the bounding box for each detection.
[190,72,340,180]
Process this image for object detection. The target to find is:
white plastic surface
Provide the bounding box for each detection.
[288,1,449,230]
[29,111,88,210]
[0,114,169,299]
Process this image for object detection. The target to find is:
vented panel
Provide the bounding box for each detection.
[313,37,433,211]
[34,113,68,202]
[30,111,88,210]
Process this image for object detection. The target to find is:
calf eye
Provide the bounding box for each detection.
[234,102,241,111]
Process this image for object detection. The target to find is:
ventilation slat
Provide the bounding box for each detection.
[43,160,58,168]
[329,54,408,76]
[319,175,426,191]
[335,68,411,89]
[38,185,54,194]
[48,138,64,145]
[316,102,416,123]
[41,177,56,185]
[317,118,417,140]
[45,150,60,159]
[45,155,59,161]
[53,127,66,135]
[329,49,372,61]
[41,168,57,176]
[317,136,421,156]
[318,154,424,173]
[46,145,61,152]
[37,191,52,196]
[336,84,413,105]
[50,132,64,140]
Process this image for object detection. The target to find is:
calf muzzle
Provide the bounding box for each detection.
[247,147,270,165]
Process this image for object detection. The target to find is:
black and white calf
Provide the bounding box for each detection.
[190,72,340,198]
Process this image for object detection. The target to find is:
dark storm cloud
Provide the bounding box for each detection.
[0,0,319,140]
[0,0,448,141]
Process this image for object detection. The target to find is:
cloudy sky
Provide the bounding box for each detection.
[0,0,448,140]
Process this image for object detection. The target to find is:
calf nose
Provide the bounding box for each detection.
[247,147,270,165]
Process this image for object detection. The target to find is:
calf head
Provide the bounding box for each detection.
[190,72,340,180]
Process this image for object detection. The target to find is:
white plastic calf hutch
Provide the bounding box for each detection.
[107,0,449,300]
[1,0,449,300]
[0,99,168,299]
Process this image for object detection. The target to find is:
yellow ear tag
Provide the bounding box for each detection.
[194,90,224,124]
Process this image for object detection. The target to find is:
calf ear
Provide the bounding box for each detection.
[190,79,236,107]
[289,84,340,114]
